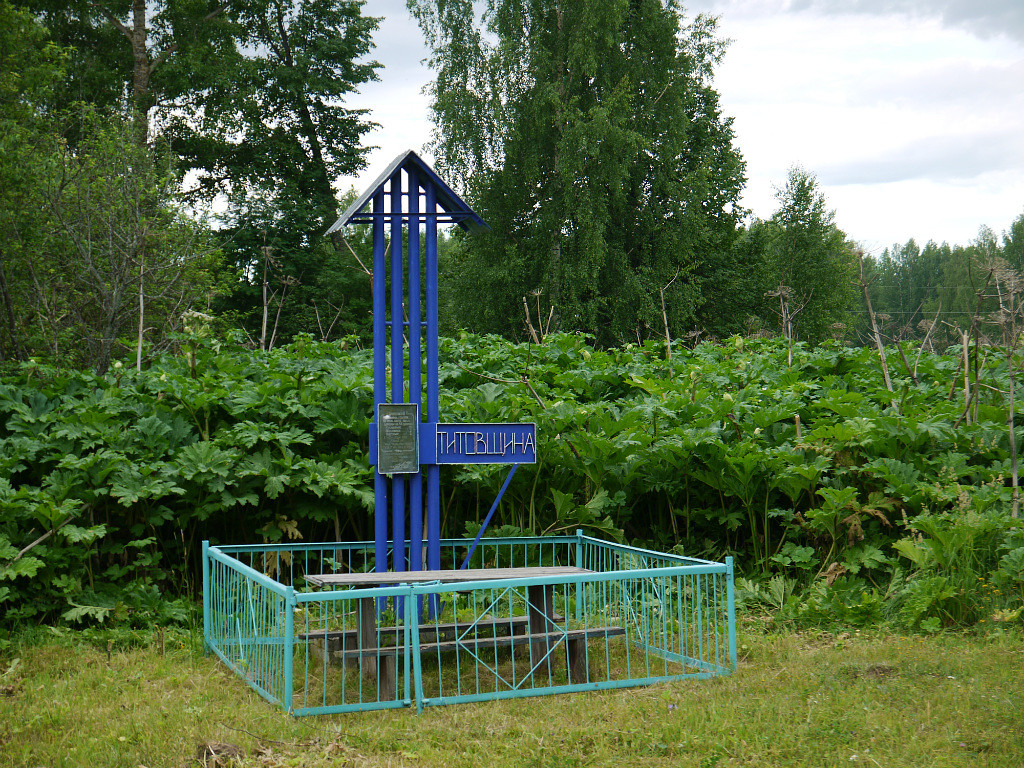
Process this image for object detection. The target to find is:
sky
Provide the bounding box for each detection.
[342,0,1024,255]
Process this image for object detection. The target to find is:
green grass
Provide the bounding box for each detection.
[1,624,1022,768]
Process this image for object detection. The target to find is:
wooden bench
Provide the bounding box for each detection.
[410,625,625,685]
[301,566,603,700]
[298,614,570,698]
[298,613,553,653]
[304,625,626,695]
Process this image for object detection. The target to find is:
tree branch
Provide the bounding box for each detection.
[148,3,226,75]
[336,234,372,277]
[91,2,132,40]
[9,515,76,565]
[276,6,294,67]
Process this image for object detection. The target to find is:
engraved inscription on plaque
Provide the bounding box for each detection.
[377,403,420,475]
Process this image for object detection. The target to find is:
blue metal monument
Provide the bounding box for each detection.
[326,150,537,581]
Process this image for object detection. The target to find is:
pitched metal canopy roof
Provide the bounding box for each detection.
[326,149,488,235]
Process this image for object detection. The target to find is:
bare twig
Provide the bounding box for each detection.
[338,235,372,277]
[523,295,540,345]
[766,284,812,367]
[312,299,344,342]
[961,330,971,421]
[453,359,546,410]
[453,355,580,461]
[8,515,75,564]
[954,350,989,429]
[894,342,918,386]
[913,300,941,372]
[268,278,295,351]
[1010,355,1020,519]
[855,251,894,397]
[660,268,681,371]
[215,722,317,749]
[91,2,132,40]
[976,382,1007,395]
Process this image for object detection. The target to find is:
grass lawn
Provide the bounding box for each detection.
[1,623,1021,767]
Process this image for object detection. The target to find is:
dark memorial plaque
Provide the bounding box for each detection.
[377,403,420,475]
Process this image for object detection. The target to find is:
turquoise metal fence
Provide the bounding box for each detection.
[203,534,736,715]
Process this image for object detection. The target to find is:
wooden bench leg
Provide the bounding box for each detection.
[378,655,396,701]
[527,584,554,675]
[308,638,327,665]
[359,598,377,680]
[317,636,358,669]
[359,597,397,700]
[567,637,586,684]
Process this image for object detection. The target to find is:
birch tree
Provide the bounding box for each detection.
[410,0,745,345]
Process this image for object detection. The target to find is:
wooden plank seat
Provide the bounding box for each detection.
[303,566,590,588]
[297,613,564,650]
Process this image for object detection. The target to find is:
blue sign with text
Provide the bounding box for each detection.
[435,423,536,464]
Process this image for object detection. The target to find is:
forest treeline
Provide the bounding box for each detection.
[1,1,1022,375]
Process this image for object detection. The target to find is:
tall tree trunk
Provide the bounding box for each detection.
[858,251,894,397]
[131,0,150,141]
[962,330,971,425]
[95,0,151,141]
[0,251,25,361]
[136,248,145,371]
[1009,352,1019,519]
[549,0,565,313]
[260,245,271,352]
[97,295,122,375]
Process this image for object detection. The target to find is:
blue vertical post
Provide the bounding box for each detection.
[373,191,388,577]
[390,171,406,577]
[424,182,441,573]
[408,167,423,576]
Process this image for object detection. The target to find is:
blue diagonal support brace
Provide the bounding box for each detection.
[459,464,520,570]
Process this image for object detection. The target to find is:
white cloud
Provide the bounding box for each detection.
[689,0,1024,42]
[818,129,1024,186]
[793,0,1024,42]
[706,4,1024,245]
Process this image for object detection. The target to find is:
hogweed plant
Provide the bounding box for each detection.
[2,333,1024,633]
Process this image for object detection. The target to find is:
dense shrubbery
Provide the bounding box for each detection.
[1,332,1022,633]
